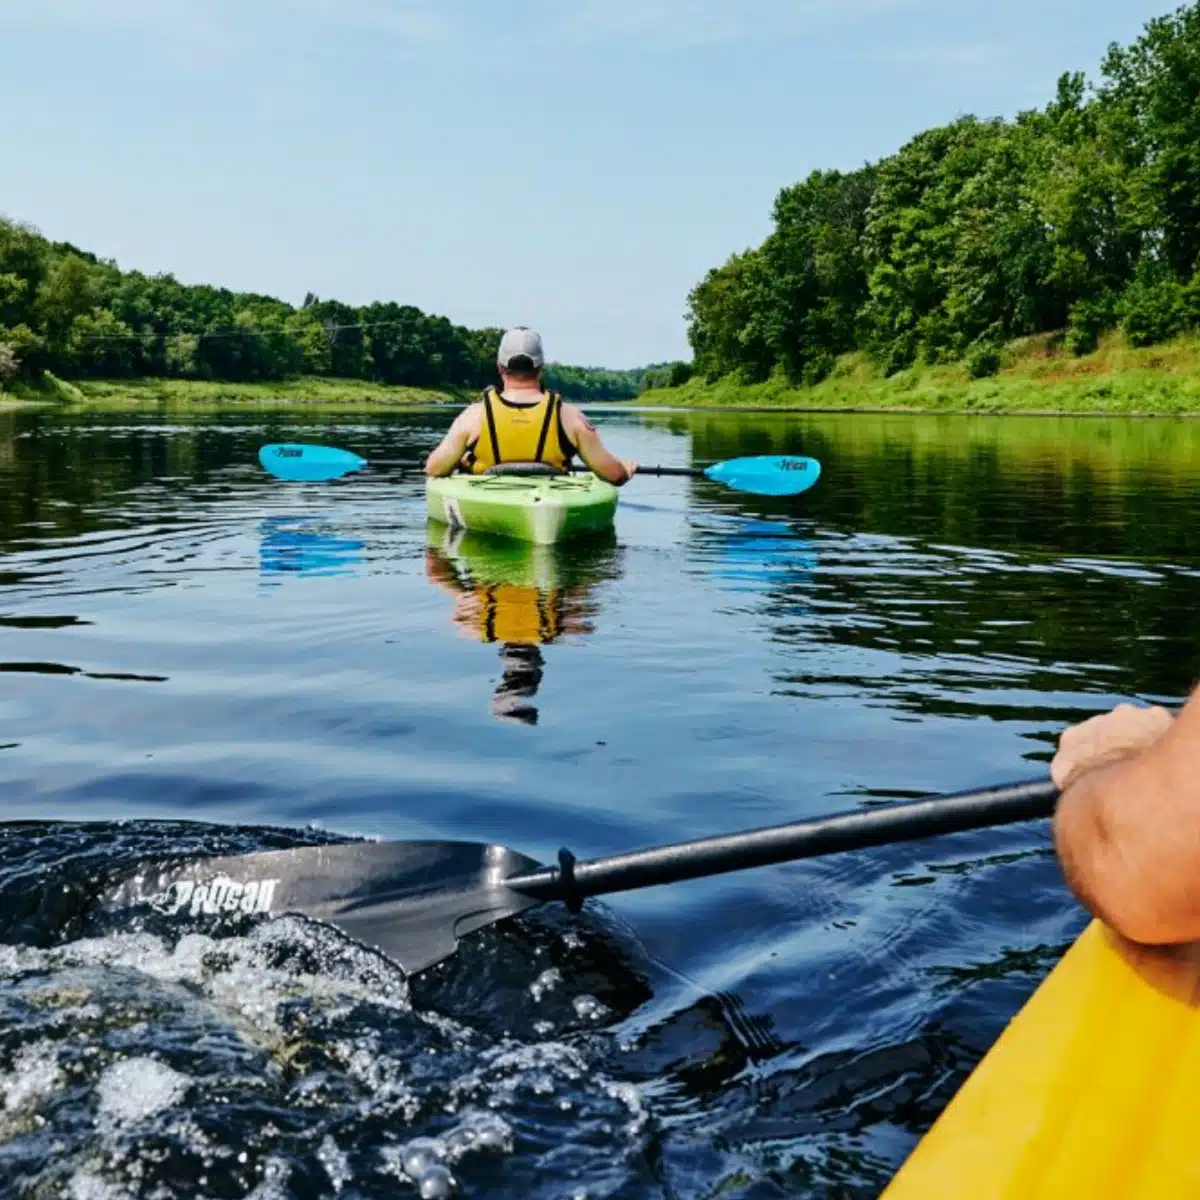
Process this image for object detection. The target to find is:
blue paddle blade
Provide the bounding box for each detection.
[703,455,822,497]
[258,443,368,482]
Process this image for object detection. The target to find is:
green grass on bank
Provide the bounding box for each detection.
[6,331,1200,415]
[0,374,463,411]
[640,332,1200,415]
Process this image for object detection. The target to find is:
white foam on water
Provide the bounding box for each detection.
[2,915,652,1194]
[95,1057,191,1127]
[449,1040,590,1111]
[66,1170,132,1200]
[242,1155,292,1199]
[3,1040,64,1113]
[603,1080,651,1136]
[317,1134,351,1193]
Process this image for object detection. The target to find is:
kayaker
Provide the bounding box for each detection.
[1052,692,1199,944]
[424,327,638,484]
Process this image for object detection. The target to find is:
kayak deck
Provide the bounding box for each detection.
[882,920,1200,1198]
[426,473,619,545]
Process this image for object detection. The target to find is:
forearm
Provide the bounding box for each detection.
[1055,752,1200,944]
[585,457,631,486]
[424,445,460,477]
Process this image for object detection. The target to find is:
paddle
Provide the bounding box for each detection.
[257,443,822,497]
[103,777,1057,977]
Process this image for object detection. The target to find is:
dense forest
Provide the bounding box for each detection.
[686,3,1200,385]
[0,220,681,402]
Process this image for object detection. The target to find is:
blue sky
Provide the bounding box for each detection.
[0,0,1173,368]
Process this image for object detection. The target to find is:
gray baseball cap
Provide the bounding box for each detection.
[497,327,545,370]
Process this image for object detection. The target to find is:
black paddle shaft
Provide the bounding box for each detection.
[620,465,705,478]
[507,778,1059,906]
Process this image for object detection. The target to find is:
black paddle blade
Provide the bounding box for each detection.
[101,840,545,976]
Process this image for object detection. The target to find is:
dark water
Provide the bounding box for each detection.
[2,405,1198,1198]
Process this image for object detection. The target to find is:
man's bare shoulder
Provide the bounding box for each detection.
[560,402,597,435]
[453,401,484,429]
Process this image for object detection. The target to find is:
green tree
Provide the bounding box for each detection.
[36,254,97,346]
[0,340,17,385]
[1100,4,1200,277]
[68,310,136,377]
[165,333,203,379]
[686,249,774,381]
[3,324,46,378]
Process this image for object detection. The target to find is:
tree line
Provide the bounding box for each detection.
[0,220,685,401]
[686,2,1200,385]
[543,360,692,401]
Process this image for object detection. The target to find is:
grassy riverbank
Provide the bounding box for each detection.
[0,375,462,411]
[640,333,1200,415]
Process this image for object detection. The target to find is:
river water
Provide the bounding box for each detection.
[1,405,1197,1198]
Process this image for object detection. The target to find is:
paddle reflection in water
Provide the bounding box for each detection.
[424,524,622,726]
[697,517,818,597]
[257,515,366,584]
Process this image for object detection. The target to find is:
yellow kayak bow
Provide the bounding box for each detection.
[884,920,1200,1198]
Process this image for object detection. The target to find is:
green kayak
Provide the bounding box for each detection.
[426,472,619,545]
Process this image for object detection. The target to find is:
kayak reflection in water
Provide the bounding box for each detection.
[425,524,619,725]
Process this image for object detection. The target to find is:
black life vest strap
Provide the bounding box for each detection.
[533,391,558,463]
[483,387,502,466]
[557,400,576,465]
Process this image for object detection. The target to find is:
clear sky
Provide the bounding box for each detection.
[0,0,1174,368]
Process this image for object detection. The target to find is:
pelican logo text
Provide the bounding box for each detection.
[150,876,280,918]
[277,448,303,459]
[780,459,809,471]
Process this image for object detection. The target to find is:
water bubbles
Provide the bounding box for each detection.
[459,1112,511,1154]
[529,967,562,1002]
[572,994,610,1023]
[401,1136,441,1178]
[418,1163,457,1198]
[442,1125,476,1156]
[529,1072,556,1095]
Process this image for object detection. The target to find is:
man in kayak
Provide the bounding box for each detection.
[424,327,637,484]
[1052,692,1199,944]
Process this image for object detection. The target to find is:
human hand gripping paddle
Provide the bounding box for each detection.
[257,443,822,498]
[103,778,1056,976]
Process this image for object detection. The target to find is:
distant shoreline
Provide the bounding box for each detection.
[1,375,465,411]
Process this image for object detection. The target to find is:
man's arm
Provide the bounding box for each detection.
[561,404,636,486]
[424,407,479,477]
[1052,692,1200,943]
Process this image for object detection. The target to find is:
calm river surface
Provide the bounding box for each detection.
[2,405,1198,1198]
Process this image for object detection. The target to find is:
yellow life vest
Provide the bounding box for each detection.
[468,388,574,474]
